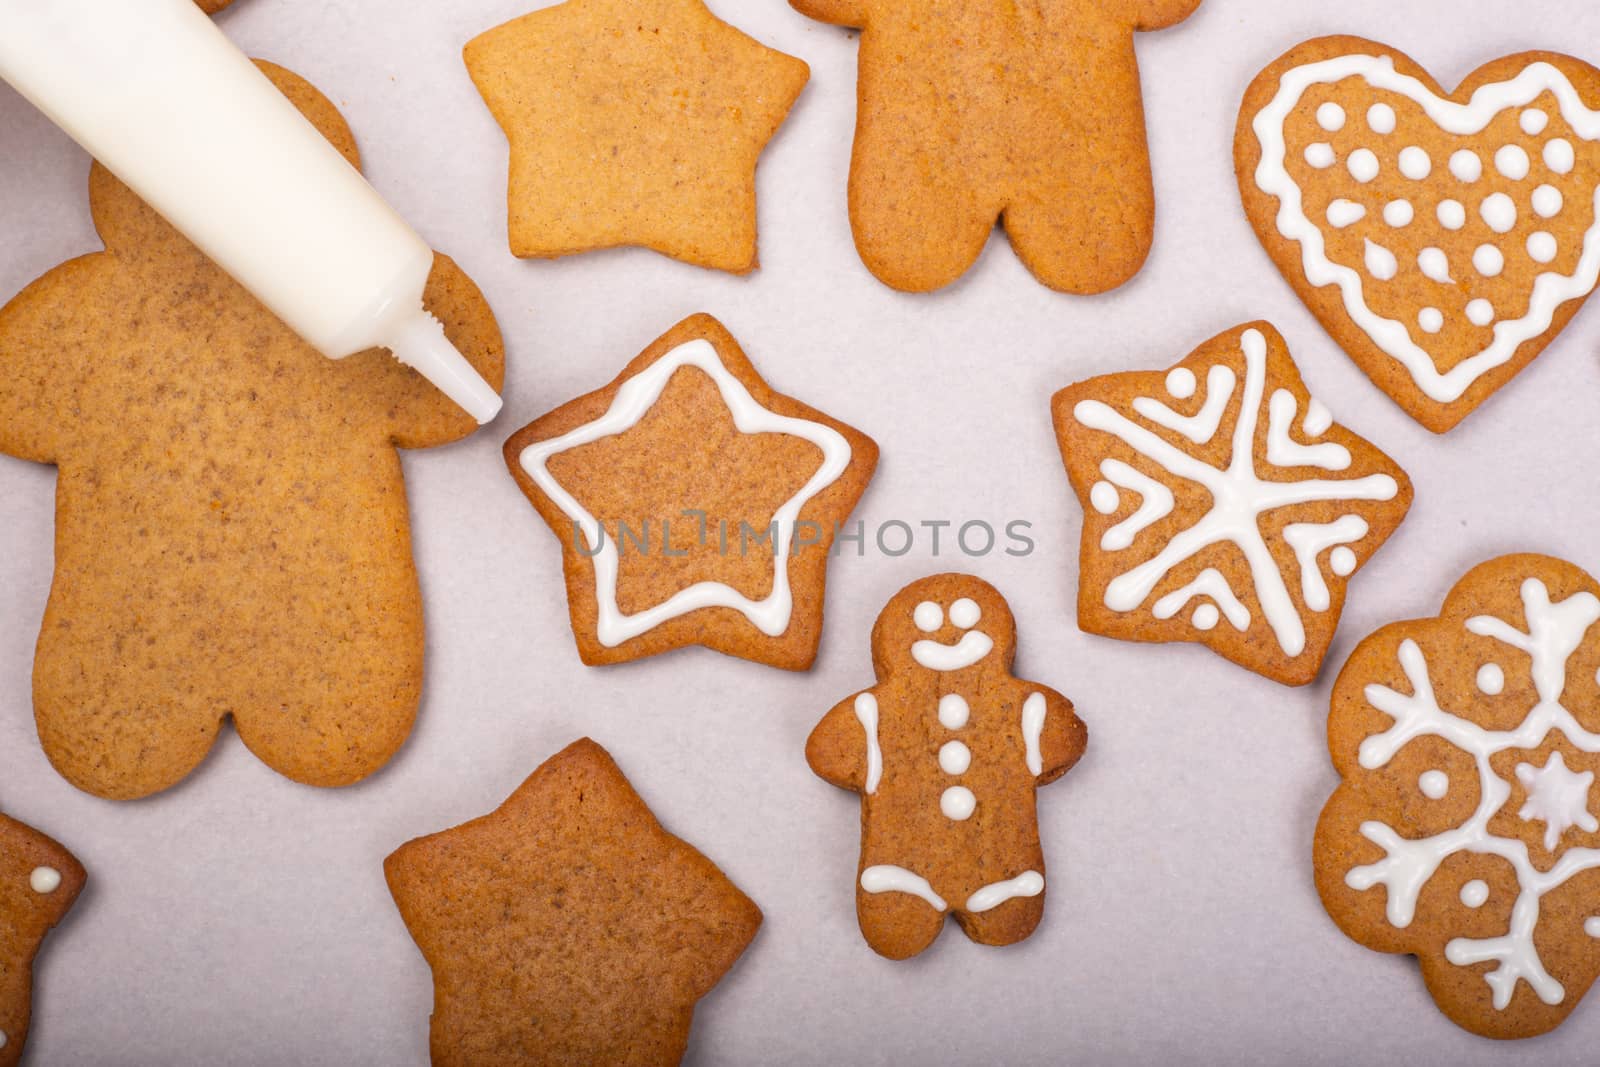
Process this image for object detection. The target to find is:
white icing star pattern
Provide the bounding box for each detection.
[1517,752,1598,851]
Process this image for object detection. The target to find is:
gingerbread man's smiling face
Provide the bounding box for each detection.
[872,574,1017,677]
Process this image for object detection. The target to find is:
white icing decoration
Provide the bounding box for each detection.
[854,693,882,795]
[0,1031,6,1050]
[1132,364,1235,444]
[1303,398,1334,436]
[912,632,993,672]
[948,598,981,629]
[1418,248,1453,284]
[1383,199,1414,227]
[1461,879,1491,908]
[1282,516,1368,612]
[1481,192,1517,233]
[1496,143,1531,180]
[1367,102,1396,133]
[1533,184,1564,217]
[1074,329,1398,657]
[1364,239,1398,280]
[1305,142,1336,168]
[29,867,61,894]
[1522,108,1549,135]
[938,694,970,729]
[1267,389,1352,470]
[1474,244,1505,278]
[1151,568,1251,632]
[1022,692,1046,776]
[861,864,946,911]
[1516,752,1597,850]
[1089,481,1120,514]
[1330,546,1358,576]
[1419,307,1444,334]
[1327,199,1366,228]
[1317,101,1346,131]
[1450,150,1483,182]
[1529,231,1558,264]
[519,339,851,647]
[1478,662,1505,695]
[938,740,971,776]
[966,871,1045,913]
[1192,604,1220,630]
[1587,917,1600,937]
[1467,299,1496,326]
[1345,576,1600,1009]
[1437,199,1467,229]
[1420,769,1450,799]
[1165,366,1197,398]
[1251,55,1600,403]
[940,785,976,820]
[1399,146,1432,179]
[1348,148,1380,182]
[914,601,943,632]
[1095,459,1174,552]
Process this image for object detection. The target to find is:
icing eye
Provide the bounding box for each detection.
[29,867,61,894]
[948,598,981,629]
[913,601,943,632]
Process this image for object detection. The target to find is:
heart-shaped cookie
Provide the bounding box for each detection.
[1237,37,1600,433]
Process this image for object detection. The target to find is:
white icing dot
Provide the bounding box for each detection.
[1419,770,1450,799]
[1326,199,1367,228]
[1316,101,1346,131]
[1418,248,1453,284]
[1521,108,1550,134]
[1305,142,1336,169]
[948,597,981,629]
[913,601,943,632]
[1460,879,1490,908]
[1449,150,1482,182]
[1437,199,1466,230]
[1383,199,1414,227]
[1480,192,1517,234]
[1528,231,1558,264]
[938,740,972,776]
[1477,662,1505,695]
[1191,603,1220,631]
[1496,144,1531,180]
[938,693,970,729]
[1348,148,1380,183]
[0,1030,7,1049]
[1364,238,1398,281]
[1473,244,1505,278]
[1587,917,1600,938]
[1466,299,1495,327]
[29,866,62,894]
[1090,481,1120,515]
[1398,146,1431,180]
[1367,103,1396,134]
[1330,546,1357,576]
[1302,398,1333,436]
[1418,307,1444,334]
[1532,184,1563,218]
[1165,366,1197,399]
[940,785,976,821]
[1545,138,1575,175]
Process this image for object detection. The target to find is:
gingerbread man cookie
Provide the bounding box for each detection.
[808,574,1087,959]
[0,61,504,800]
[792,0,1201,292]
[0,813,85,1067]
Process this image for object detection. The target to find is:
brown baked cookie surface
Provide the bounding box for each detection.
[0,814,85,1067]
[0,63,505,800]
[1317,554,1600,1039]
[384,738,761,1066]
[808,574,1087,959]
[504,313,877,670]
[465,0,808,273]
[791,0,1200,293]
[1237,36,1600,433]
[1051,321,1412,686]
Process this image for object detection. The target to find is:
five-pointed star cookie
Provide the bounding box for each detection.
[464,0,809,273]
[384,738,762,1067]
[1,813,86,1067]
[504,314,878,669]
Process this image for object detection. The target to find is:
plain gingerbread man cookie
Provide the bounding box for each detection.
[792,0,1201,292]
[808,574,1087,959]
[0,61,505,800]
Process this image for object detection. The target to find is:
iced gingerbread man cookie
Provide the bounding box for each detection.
[1238,37,1600,432]
[807,574,1087,959]
[1051,322,1413,686]
[0,813,85,1067]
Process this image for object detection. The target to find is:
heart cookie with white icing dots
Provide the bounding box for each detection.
[1238,37,1600,432]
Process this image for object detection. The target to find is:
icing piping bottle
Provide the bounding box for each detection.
[0,0,503,423]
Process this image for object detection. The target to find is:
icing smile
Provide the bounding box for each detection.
[911,631,994,672]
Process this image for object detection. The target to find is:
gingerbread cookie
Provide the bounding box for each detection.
[1,813,85,1067]
[504,313,877,670]
[791,0,1200,293]
[465,0,808,273]
[1238,37,1600,432]
[1316,554,1600,1038]
[1051,322,1412,686]
[807,574,1087,959]
[385,738,761,1066]
[0,61,504,800]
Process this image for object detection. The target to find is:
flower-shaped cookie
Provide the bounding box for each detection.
[1316,554,1600,1038]
[1051,321,1413,686]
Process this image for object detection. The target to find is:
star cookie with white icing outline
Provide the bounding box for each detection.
[1238,36,1600,432]
[807,574,1087,959]
[1317,554,1600,1038]
[0,813,86,1067]
[504,314,878,669]
[1051,321,1413,686]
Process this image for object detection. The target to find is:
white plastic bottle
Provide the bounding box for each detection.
[0,0,503,423]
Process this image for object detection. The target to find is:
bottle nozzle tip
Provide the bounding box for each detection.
[386,310,502,424]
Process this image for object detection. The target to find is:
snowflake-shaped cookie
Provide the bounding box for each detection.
[1051,322,1413,686]
[1317,554,1600,1038]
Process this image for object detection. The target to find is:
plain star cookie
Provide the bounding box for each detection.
[504,314,877,669]
[791,0,1201,293]
[465,0,809,273]
[385,738,762,1066]
[0,813,85,1067]
[1238,36,1600,432]
[0,61,504,799]
[807,574,1087,959]
[1050,322,1413,686]
[1317,554,1600,1038]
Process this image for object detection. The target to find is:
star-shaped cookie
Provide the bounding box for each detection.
[1,813,86,1067]
[504,314,878,669]
[464,0,809,273]
[384,738,762,1067]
